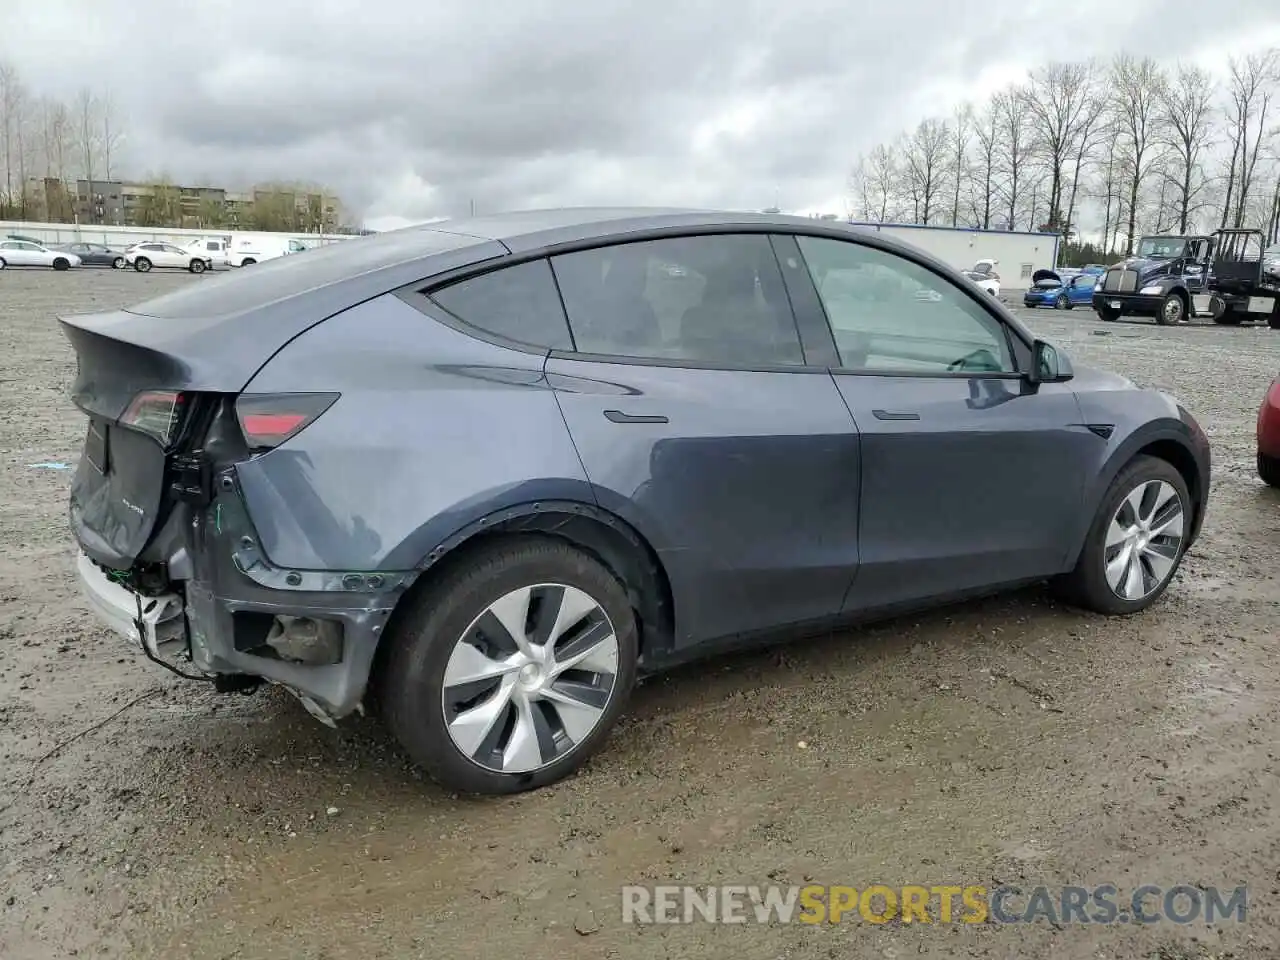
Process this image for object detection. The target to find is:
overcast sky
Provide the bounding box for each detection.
[3,0,1279,229]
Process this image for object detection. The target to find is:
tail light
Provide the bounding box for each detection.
[121,390,187,447]
[235,393,339,451]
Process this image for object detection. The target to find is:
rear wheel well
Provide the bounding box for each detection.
[370,508,675,700]
[1134,438,1201,525]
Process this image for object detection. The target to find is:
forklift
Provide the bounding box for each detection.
[1205,228,1280,328]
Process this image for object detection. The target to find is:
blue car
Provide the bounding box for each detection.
[1024,269,1098,310]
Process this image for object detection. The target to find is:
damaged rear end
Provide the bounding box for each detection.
[62,307,403,722]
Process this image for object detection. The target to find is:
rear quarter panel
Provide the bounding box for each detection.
[237,293,592,572]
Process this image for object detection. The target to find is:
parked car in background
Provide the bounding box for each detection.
[962,269,1000,296]
[1258,373,1280,487]
[0,239,82,270]
[226,232,307,267]
[183,236,230,270]
[62,208,1211,796]
[1024,269,1098,310]
[125,242,209,274]
[53,242,126,269]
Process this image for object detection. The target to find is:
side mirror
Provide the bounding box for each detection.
[1028,339,1073,385]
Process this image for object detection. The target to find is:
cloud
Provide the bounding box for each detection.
[2,0,1275,225]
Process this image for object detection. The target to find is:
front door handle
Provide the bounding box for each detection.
[604,409,669,424]
[872,409,920,421]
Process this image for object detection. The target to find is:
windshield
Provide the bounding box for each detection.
[1135,237,1188,259]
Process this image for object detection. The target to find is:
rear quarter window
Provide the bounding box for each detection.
[428,259,573,351]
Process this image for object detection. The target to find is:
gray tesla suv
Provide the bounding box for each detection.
[63,208,1211,795]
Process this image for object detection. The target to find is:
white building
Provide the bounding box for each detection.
[846,221,1061,289]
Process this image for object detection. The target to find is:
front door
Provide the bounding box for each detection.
[545,232,863,647]
[790,234,1099,613]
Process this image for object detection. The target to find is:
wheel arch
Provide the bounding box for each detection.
[1063,423,1206,569]
[372,499,677,693]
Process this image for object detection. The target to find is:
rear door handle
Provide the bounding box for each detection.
[603,410,669,424]
[872,409,920,421]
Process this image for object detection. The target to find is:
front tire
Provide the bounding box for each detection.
[112,256,125,269]
[1055,293,1069,310]
[1260,452,1280,488]
[1054,455,1191,615]
[52,257,70,271]
[189,259,206,274]
[133,257,152,273]
[1097,306,1120,322]
[381,537,639,795]
[1156,292,1185,325]
[240,258,257,266]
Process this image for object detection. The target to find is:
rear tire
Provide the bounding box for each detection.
[1097,307,1120,322]
[134,257,152,273]
[1213,307,1243,326]
[52,258,70,271]
[380,537,639,795]
[0,257,6,270]
[1053,455,1191,616]
[1260,453,1280,488]
[1055,293,1069,310]
[240,258,257,266]
[189,259,206,274]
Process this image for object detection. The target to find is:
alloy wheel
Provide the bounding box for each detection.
[1103,480,1185,601]
[1162,296,1183,323]
[441,583,620,774]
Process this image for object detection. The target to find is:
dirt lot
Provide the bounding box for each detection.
[1,267,1278,960]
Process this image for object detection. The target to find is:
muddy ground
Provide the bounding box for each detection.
[0,267,1277,960]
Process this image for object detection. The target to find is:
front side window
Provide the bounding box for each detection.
[428,258,573,351]
[551,234,804,367]
[795,235,1015,375]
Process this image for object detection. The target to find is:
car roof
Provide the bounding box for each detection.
[118,206,1001,331]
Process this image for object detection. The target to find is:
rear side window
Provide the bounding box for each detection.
[550,234,805,367]
[429,258,573,351]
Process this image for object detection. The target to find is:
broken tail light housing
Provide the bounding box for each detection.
[120,390,187,447]
[235,393,339,451]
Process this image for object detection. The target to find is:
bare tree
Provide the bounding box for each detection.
[99,89,123,181]
[850,143,901,222]
[948,102,973,227]
[0,60,20,211]
[73,87,101,202]
[902,117,951,225]
[1025,61,1100,232]
[1157,62,1216,233]
[970,96,1001,228]
[1095,125,1122,256]
[993,86,1034,229]
[1110,54,1165,255]
[1062,84,1109,241]
[1222,51,1278,227]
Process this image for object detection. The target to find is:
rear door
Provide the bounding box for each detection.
[790,233,1097,612]
[543,232,862,647]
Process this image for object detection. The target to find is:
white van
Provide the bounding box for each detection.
[182,236,231,269]
[226,233,308,267]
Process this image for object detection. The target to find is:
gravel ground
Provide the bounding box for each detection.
[1,267,1278,960]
